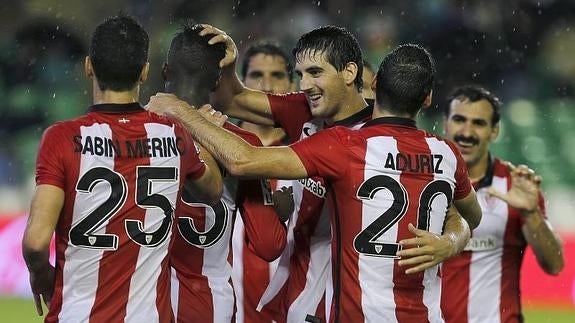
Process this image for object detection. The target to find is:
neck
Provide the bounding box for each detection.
[240,122,286,146]
[372,104,417,120]
[166,82,210,107]
[330,91,368,123]
[93,80,139,104]
[467,154,490,183]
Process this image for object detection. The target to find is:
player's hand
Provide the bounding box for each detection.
[397,223,454,274]
[197,105,228,126]
[272,186,294,223]
[29,265,55,316]
[486,162,541,213]
[199,24,238,68]
[147,92,192,118]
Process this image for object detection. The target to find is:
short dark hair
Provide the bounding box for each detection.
[89,14,149,91]
[375,44,435,116]
[293,26,363,91]
[446,85,502,126]
[167,22,225,90]
[241,41,293,81]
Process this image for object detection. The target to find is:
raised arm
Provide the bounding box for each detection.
[201,24,277,126]
[487,163,564,275]
[22,184,62,316]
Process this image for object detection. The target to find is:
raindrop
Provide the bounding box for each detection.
[337,9,341,14]
[316,1,320,6]
[500,79,505,84]
[53,93,56,99]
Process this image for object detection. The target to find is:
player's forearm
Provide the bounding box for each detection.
[522,209,564,275]
[175,107,257,177]
[441,211,471,258]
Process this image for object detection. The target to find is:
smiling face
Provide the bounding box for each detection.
[444,98,500,170]
[294,50,351,120]
[243,53,292,94]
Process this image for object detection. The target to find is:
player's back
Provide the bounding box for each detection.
[40,103,205,323]
[170,122,285,323]
[291,117,471,322]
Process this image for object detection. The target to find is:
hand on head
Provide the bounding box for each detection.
[199,24,238,68]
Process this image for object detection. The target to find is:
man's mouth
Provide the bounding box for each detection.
[307,93,322,105]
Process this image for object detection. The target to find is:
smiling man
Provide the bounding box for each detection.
[441,85,564,323]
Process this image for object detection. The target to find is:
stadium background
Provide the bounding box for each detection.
[0,0,573,321]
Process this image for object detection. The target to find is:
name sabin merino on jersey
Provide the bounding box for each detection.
[73,135,186,158]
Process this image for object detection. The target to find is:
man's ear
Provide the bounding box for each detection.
[422,90,433,109]
[343,61,359,87]
[490,123,500,142]
[370,76,377,93]
[84,56,94,78]
[139,62,150,83]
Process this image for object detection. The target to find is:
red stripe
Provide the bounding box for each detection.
[241,234,275,323]
[393,135,432,323]
[333,149,365,323]
[172,207,214,322]
[441,252,472,323]
[45,127,82,323]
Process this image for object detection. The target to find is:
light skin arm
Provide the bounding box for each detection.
[453,189,482,230]
[148,100,308,180]
[397,205,471,274]
[22,184,63,316]
[198,24,276,126]
[487,163,564,275]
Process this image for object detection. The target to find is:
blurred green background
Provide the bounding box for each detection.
[0,0,574,321]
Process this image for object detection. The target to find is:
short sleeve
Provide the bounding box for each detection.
[450,142,473,200]
[268,92,312,142]
[36,124,67,188]
[289,127,349,180]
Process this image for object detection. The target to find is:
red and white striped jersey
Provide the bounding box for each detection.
[170,122,286,323]
[231,134,291,323]
[257,93,373,323]
[35,103,206,323]
[290,117,472,323]
[441,157,545,323]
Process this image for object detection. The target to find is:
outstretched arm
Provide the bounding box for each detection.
[487,163,564,275]
[148,100,308,180]
[22,184,62,316]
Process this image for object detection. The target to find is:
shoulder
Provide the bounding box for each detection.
[223,122,263,146]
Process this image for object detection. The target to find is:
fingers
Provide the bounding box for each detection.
[486,186,508,202]
[402,259,438,274]
[33,294,43,316]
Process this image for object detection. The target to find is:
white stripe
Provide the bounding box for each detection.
[360,136,400,323]
[423,138,457,323]
[286,206,331,323]
[59,124,114,322]
[231,213,245,323]
[468,176,508,323]
[125,123,180,322]
[258,182,303,310]
[171,267,180,319]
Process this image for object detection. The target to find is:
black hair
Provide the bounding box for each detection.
[446,85,502,126]
[166,22,225,93]
[375,44,435,116]
[293,25,363,91]
[240,41,293,81]
[89,14,149,91]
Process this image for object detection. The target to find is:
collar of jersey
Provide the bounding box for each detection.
[88,102,144,114]
[361,116,416,129]
[473,154,495,190]
[331,102,374,128]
